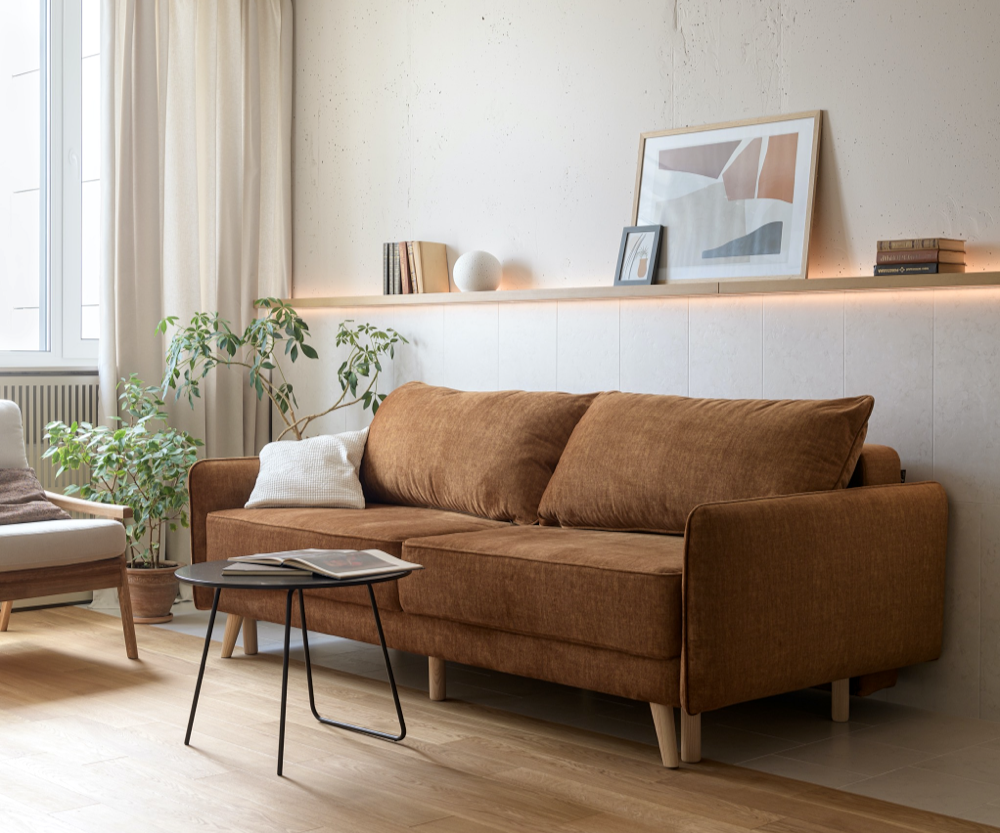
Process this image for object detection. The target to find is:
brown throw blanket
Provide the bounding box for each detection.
[0,468,71,526]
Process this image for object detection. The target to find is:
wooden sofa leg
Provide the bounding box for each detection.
[1,600,12,632]
[221,614,243,658]
[832,678,850,723]
[649,704,679,768]
[117,561,139,660]
[429,656,446,701]
[242,617,258,655]
[681,709,701,763]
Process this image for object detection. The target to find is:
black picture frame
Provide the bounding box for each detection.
[613,225,662,286]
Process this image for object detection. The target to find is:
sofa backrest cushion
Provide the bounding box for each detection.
[537,391,874,534]
[361,383,598,524]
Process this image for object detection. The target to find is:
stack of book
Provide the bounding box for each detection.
[874,237,966,275]
[383,241,451,295]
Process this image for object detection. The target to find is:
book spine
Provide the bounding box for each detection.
[399,242,411,294]
[393,243,402,294]
[412,241,425,294]
[383,243,389,295]
[875,249,964,264]
[874,263,942,275]
[877,238,964,251]
[407,241,418,293]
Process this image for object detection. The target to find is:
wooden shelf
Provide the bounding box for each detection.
[289,272,1000,308]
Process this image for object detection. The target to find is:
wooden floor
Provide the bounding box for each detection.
[0,607,996,833]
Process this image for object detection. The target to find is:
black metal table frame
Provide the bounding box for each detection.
[183,580,406,776]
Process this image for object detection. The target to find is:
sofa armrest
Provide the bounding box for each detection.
[850,444,902,487]
[681,482,947,715]
[44,490,133,520]
[188,457,260,565]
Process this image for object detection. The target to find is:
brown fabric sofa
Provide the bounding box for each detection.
[188,383,948,767]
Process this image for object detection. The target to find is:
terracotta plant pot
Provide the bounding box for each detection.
[126,562,180,624]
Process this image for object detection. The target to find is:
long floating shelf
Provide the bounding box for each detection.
[289,271,1000,308]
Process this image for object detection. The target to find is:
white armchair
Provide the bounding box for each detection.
[0,400,138,659]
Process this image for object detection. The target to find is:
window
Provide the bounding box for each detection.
[0,0,101,367]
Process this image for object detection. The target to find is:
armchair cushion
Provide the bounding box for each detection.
[0,469,70,526]
[0,518,126,571]
[0,400,29,469]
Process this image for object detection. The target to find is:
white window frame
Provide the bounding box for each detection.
[0,0,99,370]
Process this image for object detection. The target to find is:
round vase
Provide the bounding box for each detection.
[453,250,502,292]
[126,562,180,624]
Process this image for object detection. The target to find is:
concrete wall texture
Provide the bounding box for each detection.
[289,0,1000,720]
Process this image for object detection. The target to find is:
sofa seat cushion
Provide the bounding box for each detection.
[205,504,506,610]
[361,382,597,524]
[399,526,683,660]
[0,518,126,572]
[539,391,874,534]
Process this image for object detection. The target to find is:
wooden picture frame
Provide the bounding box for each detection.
[631,111,822,283]
[613,225,662,286]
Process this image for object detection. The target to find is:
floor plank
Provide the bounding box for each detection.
[1,607,997,833]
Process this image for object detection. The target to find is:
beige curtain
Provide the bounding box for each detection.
[99,0,292,457]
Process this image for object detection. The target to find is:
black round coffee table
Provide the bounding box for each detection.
[176,560,413,776]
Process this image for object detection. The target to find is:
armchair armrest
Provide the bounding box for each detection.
[44,490,133,520]
[681,482,948,715]
[188,457,260,565]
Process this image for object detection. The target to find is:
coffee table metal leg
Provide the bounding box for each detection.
[277,588,294,776]
[299,585,406,742]
[185,587,221,746]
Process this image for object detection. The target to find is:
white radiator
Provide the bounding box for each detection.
[1,372,102,609]
[0,372,100,492]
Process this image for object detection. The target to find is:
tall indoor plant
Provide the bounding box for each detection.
[44,376,203,623]
[158,297,406,438]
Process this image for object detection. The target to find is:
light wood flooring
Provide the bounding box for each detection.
[0,606,996,833]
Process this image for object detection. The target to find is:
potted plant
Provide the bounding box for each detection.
[158,297,406,439]
[44,375,203,623]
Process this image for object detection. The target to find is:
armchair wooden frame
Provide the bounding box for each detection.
[0,493,139,660]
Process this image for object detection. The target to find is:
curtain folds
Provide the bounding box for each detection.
[99,0,293,458]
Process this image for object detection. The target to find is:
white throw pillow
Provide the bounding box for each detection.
[0,400,30,470]
[245,429,369,509]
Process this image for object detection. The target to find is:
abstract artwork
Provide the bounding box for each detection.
[631,112,821,282]
[613,225,662,286]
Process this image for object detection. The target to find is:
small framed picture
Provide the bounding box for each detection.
[614,225,662,286]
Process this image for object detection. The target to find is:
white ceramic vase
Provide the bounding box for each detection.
[453,251,502,292]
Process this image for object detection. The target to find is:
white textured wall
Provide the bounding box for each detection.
[290,0,1000,719]
[293,0,1000,295]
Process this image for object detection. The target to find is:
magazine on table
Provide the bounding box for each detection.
[224,548,422,580]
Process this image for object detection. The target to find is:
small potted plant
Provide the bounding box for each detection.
[44,375,203,623]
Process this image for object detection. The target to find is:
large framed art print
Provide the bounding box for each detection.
[631,111,821,283]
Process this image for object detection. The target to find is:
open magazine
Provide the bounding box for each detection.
[224,548,422,580]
